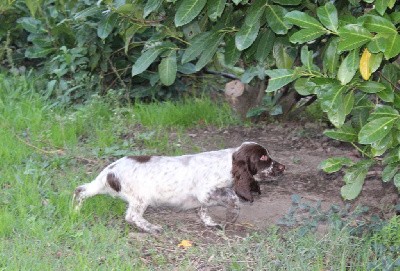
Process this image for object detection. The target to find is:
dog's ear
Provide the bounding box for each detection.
[232,160,254,202]
[250,180,261,194]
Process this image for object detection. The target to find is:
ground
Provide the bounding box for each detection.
[131,122,399,236]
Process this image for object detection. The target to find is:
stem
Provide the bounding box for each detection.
[350,142,373,159]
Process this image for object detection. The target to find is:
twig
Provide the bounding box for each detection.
[379,71,400,91]
[204,69,239,80]
[108,58,127,89]
[14,132,64,155]
[366,170,382,178]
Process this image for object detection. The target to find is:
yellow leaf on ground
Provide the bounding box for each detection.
[178,240,193,248]
[360,48,372,80]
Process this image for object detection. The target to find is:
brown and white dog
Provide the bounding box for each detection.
[73,142,285,233]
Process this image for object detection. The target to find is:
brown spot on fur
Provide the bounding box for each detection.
[128,155,152,163]
[107,172,121,192]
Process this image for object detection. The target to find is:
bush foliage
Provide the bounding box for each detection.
[1,0,399,199]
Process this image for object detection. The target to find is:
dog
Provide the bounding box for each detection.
[73,142,285,233]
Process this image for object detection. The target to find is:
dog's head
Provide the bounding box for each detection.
[232,142,285,202]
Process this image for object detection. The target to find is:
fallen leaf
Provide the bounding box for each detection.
[178,240,193,248]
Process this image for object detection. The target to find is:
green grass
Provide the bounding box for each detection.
[132,98,239,128]
[0,74,399,270]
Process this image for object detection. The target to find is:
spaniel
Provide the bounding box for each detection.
[73,142,285,233]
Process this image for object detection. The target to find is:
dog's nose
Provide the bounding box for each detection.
[278,164,285,172]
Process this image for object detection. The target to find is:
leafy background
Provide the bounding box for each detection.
[1,0,400,199]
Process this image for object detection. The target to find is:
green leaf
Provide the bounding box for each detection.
[294,78,316,96]
[367,35,387,53]
[182,32,213,63]
[25,46,55,58]
[265,5,291,35]
[323,123,357,142]
[371,132,393,156]
[144,0,163,18]
[357,81,386,94]
[241,66,259,84]
[246,107,267,118]
[235,20,260,51]
[224,35,241,66]
[388,0,396,9]
[265,69,299,92]
[158,51,177,86]
[341,160,374,200]
[255,29,275,63]
[358,117,398,144]
[316,2,338,32]
[273,40,296,69]
[319,157,354,173]
[124,24,143,54]
[337,49,360,85]
[352,105,371,130]
[177,63,196,74]
[319,84,347,112]
[363,15,397,34]
[284,10,325,29]
[375,0,388,16]
[337,24,373,51]
[132,46,167,76]
[25,0,40,16]
[381,64,398,92]
[368,105,399,121]
[344,91,354,115]
[270,0,301,5]
[323,38,340,77]
[377,86,394,103]
[74,6,102,20]
[116,4,135,13]
[244,0,266,26]
[384,34,400,60]
[195,32,225,71]
[391,11,400,24]
[289,27,326,44]
[300,46,318,72]
[383,147,400,165]
[327,101,346,128]
[97,13,117,40]
[394,174,400,189]
[17,17,45,34]
[175,0,207,27]
[207,0,226,21]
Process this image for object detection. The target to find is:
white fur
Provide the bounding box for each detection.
[73,142,276,233]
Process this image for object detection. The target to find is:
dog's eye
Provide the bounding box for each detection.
[260,155,271,163]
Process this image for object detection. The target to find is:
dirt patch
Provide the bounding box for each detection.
[139,122,399,235]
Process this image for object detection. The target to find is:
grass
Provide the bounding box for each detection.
[132,98,239,128]
[0,74,399,270]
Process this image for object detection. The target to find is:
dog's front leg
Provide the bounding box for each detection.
[125,203,162,234]
[215,188,240,223]
[198,206,222,229]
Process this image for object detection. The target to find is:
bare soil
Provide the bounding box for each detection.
[140,122,399,236]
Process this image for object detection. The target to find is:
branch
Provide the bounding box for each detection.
[203,69,239,80]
